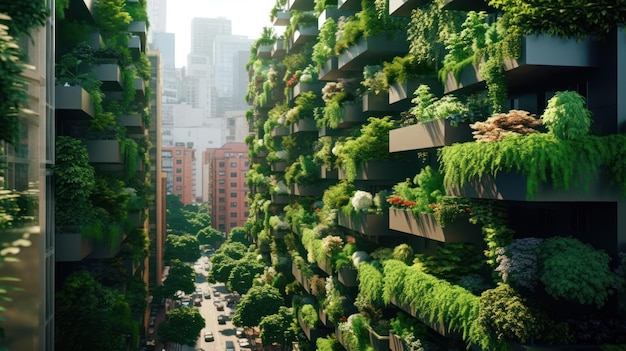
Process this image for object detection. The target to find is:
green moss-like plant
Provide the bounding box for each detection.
[541,91,592,140]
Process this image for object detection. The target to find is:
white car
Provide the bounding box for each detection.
[238,338,250,348]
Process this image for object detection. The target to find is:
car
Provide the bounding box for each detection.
[203,290,211,299]
[238,338,250,348]
[215,302,224,311]
[217,314,226,325]
[213,291,220,297]
[235,327,244,338]
[195,287,203,294]
[224,340,235,351]
[194,298,202,306]
[204,331,214,342]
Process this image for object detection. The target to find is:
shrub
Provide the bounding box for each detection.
[541,91,592,140]
[471,110,543,142]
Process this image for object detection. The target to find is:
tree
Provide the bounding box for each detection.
[228,227,251,246]
[227,254,266,294]
[164,233,200,263]
[232,285,284,327]
[208,253,238,283]
[55,271,135,351]
[162,259,195,297]
[259,306,297,347]
[197,226,224,247]
[157,306,205,346]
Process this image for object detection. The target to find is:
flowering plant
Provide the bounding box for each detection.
[322,235,344,256]
[351,190,373,212]
[386,195,416,209]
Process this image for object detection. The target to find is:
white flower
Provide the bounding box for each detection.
[351,190,373,211]
[331,142,343,156]
[257,139,264,146]
[274,181,288,194]
[278,115,286,124]
[275,150,288,160]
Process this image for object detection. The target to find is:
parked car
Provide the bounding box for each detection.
[215,302,224,311]
[203,290,211,299]
[235,327,244,338]
[194,298,202,306]
[204,331,214,342]
[217,314,227,325]
[238,338,250,348]
[213,291,220,297]
[224,340,235,351]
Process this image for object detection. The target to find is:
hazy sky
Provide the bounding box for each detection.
[166,0,276,67]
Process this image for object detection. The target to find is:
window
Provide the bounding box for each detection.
[230,222,237,228]
[219,215,225,220]
[230,172,237,177]
[176,150,181,155]
[176,176,182,182]
[218,224,225,231]
[176,186,182,190]
[219,162,225,167]
[230,192,237,198]
[219,197,225,203]
[176,168,182,173]
[244,202,249,207]
[244,161,249,167]
[244,212,249,217]
[230,182,237,187]
[219,206,226,211]
[176,159,182,164]
[230,202,237,208]
[218,188,225,194]
[219,171,225,176]
[218,179,225,184]
[230,212,237,218]
[230,162,237,167]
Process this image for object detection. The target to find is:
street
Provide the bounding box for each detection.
[189,255,244,351]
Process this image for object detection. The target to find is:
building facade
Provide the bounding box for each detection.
[163,143,196,205]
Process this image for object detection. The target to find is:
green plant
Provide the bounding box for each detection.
[285,91,318,124]
[317,80,358,128]
[408,85,469,125]
[361,65,387,94]
[388,166,445,216]
[300,303,319,328]
[313,18,338,68]
[322,181,356,210]
[541,91,592,140]
[357,261,384,306]
[413,243,484,281]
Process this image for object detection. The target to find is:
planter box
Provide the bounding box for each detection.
[272,40,286,59]
[337,102,367,128]
[338,212,396,237]
[55,228,93,262]
[273,10,290,26]
[289,81,325,103]
[298,313,332,342]
[388,209,482,243]
[338,161,419,181]
[318,308,334,328]
[257,44,272,59]
[338,34,409,72]
[389,0,428,16]
[318,8,356,29]
[287,0,315,11]
[389,295,449,337]
[119,114,144,135]
[134,78,146,102]
[317,256,333,275]
[318,125,351,137]
[292,25,319,47]
[290,119,318,134]
[338,266,358,287]
[336,326,348,349]
[129,35,141,60]
[389,331,406,351]
[368,327,391,351]
[291,182,327,196]
[338,0,361,10]
[320,166,338,179]
[388,77,441,105]
[445,34,598,94]
[362,92,406,113]
[271,194,290,204]
[388,120,474,152]
[292,262,312,293]
[271,161,287,172]
[81,63,122,91]
[320,57,351,81]
[446,171,619,202]
[85,140,123,164]
[55,86,95,120]
[128,21,147,52]
[271,125,290,137]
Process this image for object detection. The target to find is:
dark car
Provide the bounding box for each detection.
[194,298,202,306]
[217,314,227,325]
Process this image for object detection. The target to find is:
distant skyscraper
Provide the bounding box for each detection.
[190,17,231,64]
[214,35,254,114]
[151,33,178,103]
[147,0,167,42]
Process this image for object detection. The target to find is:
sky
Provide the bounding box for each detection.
[165,0,277,67]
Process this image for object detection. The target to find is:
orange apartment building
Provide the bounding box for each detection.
[162,143,196,205]
[203,142,250,235]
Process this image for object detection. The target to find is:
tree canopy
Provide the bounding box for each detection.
[227,254,266,294]
[157,306,205,346]
[164,233,200,263]
[259,306,297,346]
[161,259,195,297]
[232,285,284,327]
[197,226,224,247]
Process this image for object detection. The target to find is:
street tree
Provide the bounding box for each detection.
[162,259,195,297]
[164,233,200,263]
[227,254,266,294]
[232,285,284,327]
[197,226,224,247]
[207,253,237,283]
[55,271,135,351]
[259,306,297,347]
[228,227,251,246]
[157,306,205,346]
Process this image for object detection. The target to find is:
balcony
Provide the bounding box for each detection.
[272,40,286,59]
[389,331,407,351]
[389,0,429,16]
[291,182,328,196]
[271,125,290,137]
[289,81,325,103]
[128,21,147,52]
[388,209,482,243]
[292,261,312,294]
[288,25,319,53]
[119,114,145,135]
[320,166,338,179]
[55,86,95,120]
[444,34,598,94]
[257,44,272,59]
[129,35,141,60]
[318,8,356,29]
[446,171,619,202]
[338,34,409,73]
[64,0,95,22]
[388,120,474,152]
[337,212,397,237]
[338,0,361,10]
[290,119,318,134]
[134,78,146,102]
[83,63,123,91]
[55,228,93,262]
[388,77,441,105]
[362,92,408,114]
[287,0,315,11]
[338,161,419,181]
[84,139,123,164]
[368,326,391,351]
[273,10,291,26]
[337,266,358,287]
[319,57,356,81]
[271,161,287,172]
[297,312,332,342]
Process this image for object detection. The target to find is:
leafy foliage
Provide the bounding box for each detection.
[356,261,384,306]
[164,234,200,263]
[541,91,592,140]
[161,259,195,297]
[388,166,445,215]
[259,306,297,346]
[232,284,285,327]
[495,238,543,290]
[157,306,205,346]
